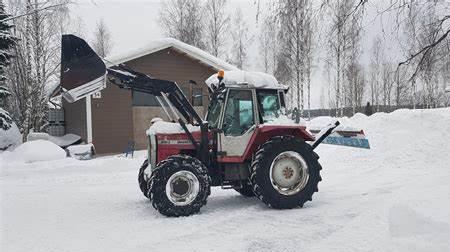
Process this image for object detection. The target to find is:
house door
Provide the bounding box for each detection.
[219,89,257,157]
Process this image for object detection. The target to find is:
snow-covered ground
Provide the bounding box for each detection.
[1,108,450,252]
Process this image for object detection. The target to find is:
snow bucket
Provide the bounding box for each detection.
[60,34,107,103]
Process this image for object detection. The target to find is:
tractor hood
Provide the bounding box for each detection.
[205,70,288,90]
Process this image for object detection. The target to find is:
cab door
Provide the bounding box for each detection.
[218,89,258,157]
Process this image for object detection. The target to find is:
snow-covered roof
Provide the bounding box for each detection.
[205,70,287,89]
[106,38,238,71]
[445,85,450,92]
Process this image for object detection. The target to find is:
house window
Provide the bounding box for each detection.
[180,87,189,99]
[193,87,203,106]
[132,91,160,106]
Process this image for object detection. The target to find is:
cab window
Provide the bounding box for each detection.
[222,89,255,136]
[257,90,280,122]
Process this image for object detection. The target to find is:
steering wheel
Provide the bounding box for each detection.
[224,114,236,125]
[223,114,236,134]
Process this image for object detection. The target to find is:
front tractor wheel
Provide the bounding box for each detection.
[147,155,211,217]
[250,136,322,209]
[138,159,150,198]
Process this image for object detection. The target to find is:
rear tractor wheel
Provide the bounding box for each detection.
[147,155,211,217]
[250,136,322,209]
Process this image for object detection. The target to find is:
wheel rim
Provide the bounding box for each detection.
[165,171,200,206]
[269,151,309,195]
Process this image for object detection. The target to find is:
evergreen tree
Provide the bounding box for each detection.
[364,102,373,116]
[0,1,17,130]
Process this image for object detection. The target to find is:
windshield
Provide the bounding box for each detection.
[206,98,223,128]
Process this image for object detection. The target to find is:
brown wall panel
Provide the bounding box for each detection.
[127,48,215,150]
[91,83,133,154]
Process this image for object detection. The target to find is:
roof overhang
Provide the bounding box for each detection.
[105,38,238,71]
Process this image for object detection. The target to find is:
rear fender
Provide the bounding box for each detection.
[218,125,314,163]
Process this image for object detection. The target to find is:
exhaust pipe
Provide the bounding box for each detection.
[60,34,107,103]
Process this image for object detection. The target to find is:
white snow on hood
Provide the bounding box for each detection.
[205,70,287,89]
[263,114,305,126]
[146,121,200,135]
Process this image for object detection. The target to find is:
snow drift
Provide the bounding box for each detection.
[1,140,66,163]
[27,132,81,147]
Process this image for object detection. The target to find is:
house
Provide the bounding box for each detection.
[63,38,237,154]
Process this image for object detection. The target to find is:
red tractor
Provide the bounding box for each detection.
[60,35,339,217]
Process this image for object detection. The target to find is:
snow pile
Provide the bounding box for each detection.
[205,70,287,89]
[146,120,200,135]
[27,132,81,147]
[106,38,238,71]
[0,123,22,151]
[1,140,66,163]
[307,115,362,132]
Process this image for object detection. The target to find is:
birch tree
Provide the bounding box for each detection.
[92,18,113,58]
[159,0,205,49]
[273,0,315,115]
[230,7,252,69]
[344,9,363,115]
[326,0,357,116]
[381,62,395,106]
[369,36,383,111]
[6,0,69,139]
[204,0,229,57]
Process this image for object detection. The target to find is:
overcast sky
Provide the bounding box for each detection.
[70,0,401,109]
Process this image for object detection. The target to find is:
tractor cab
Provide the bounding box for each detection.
[203,71,292,158]
[206,79,287,135]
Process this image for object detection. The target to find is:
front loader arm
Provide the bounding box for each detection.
[107,66,202,124]
[60,34,210,165]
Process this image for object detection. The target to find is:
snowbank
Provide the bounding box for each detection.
[205,70,287,89]
[307,116,361,132]
[146,120,200,135]
[0,123,22,150]
[27,132,81,147]
[1,140,66,163]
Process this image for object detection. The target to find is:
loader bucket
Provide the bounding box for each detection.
[60,34,107,103]
[309,128,370,149]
